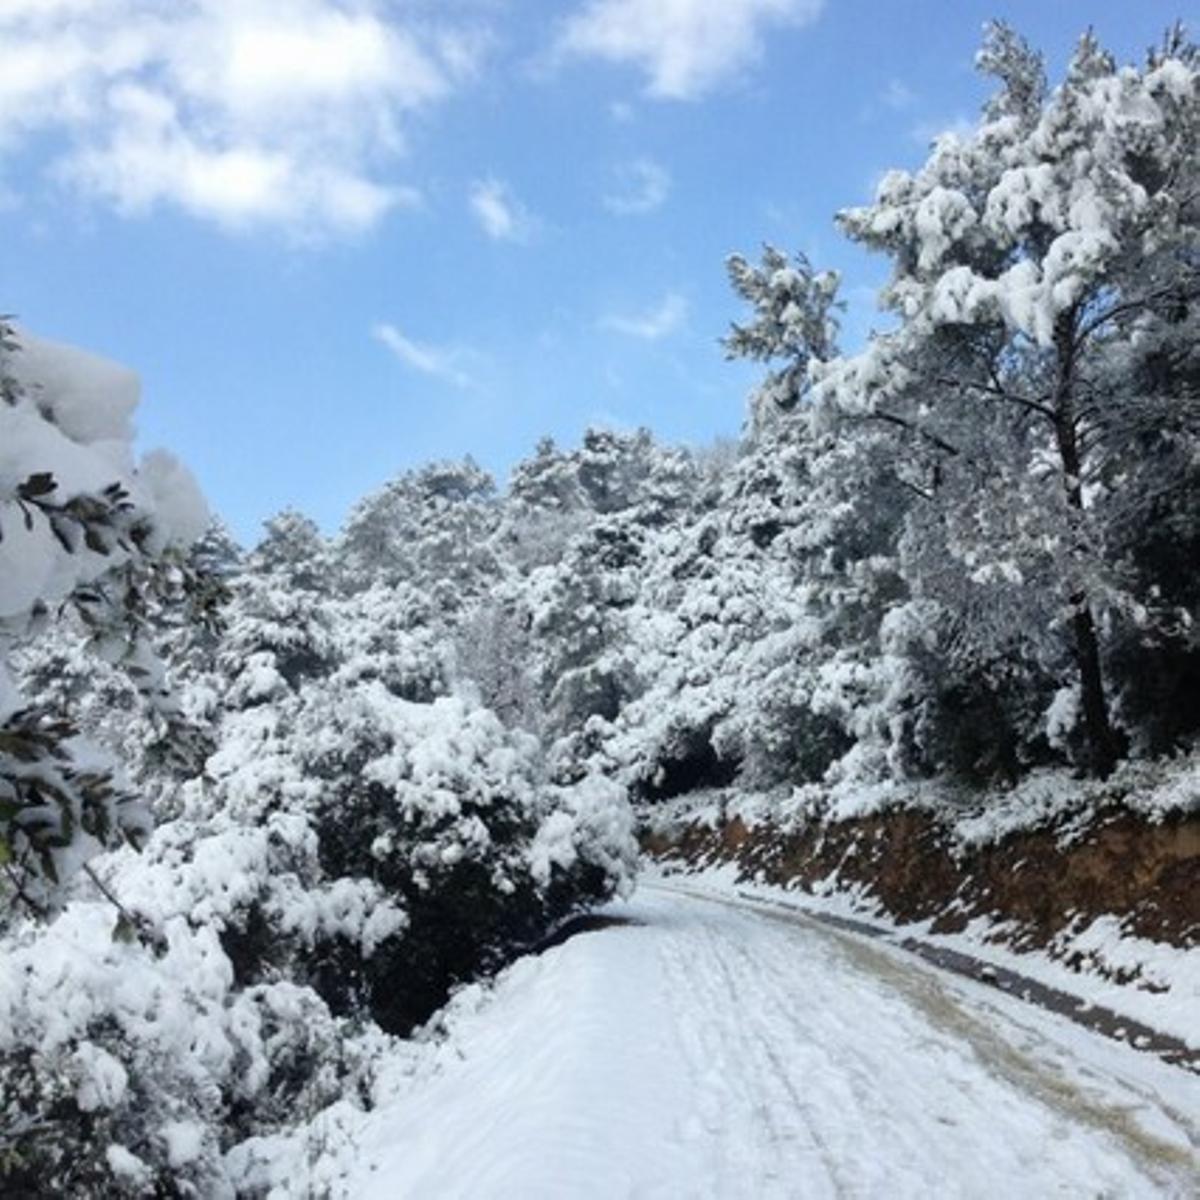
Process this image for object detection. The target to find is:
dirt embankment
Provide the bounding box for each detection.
[643,806,1200,956]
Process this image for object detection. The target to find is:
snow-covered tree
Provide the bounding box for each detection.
[811,23,1200,777]
[724,246,842,431]
[220,510,335,707]
[707,240,912,790]
[335,458,501,614]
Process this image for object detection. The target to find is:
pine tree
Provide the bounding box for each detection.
[811,23,1200,777]
[335,458,500,613]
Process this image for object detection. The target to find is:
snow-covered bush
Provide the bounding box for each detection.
[0,322,208,913]
[1,503,637,1196]
[0,826,377,1197]
[194,513,638,1035]
[210,677,636,1035]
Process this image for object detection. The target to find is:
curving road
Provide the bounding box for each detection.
[351,884,1200,1199]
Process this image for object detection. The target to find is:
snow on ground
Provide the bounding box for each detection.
[338,884,1198,1200]
[681,857,1200,1055]
[903,908,1200,1054]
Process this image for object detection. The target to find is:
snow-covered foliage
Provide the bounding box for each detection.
[2,375,638,1191]
[556,23,1200,803]
[724,246,841,428]
[809,22,1200,780]
[335,458,501,613]
[0,321,210,912]
[4,20,1199,1198]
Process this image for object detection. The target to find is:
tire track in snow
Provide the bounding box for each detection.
[351,885,1199,1199]
[652,880,1200,1193]
[656,914,849,1197]
[732,888,1200,1075]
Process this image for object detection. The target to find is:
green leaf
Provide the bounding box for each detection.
[18,472,57,499]
[49,516,75,553]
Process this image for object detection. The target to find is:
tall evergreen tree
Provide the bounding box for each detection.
[811,23,1200,777]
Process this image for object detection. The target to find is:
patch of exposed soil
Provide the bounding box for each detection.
[643,806,1199,959]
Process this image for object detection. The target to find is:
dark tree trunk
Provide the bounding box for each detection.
[1068,602,1119,778]
[1053,313,1119,778]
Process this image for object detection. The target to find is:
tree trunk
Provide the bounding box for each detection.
[1068,602,1118,778]
[1053,313,1119,778]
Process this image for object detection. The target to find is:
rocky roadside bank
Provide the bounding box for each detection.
[641,797,1199,1052]
[644,805,1198,952]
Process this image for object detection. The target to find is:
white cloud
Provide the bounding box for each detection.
[881,79,915,110]
[556,0,824,100]
[601,292,687,340]
[372,322,474,388]
[0,1,488,236]
[469,177,534,242]
[604,157,670,215]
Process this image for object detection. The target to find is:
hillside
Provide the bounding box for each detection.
[2,20,1199,1197]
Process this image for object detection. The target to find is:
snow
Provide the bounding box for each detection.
[0,661,19,721]
[138,448,211,548]
[1045,684,1081,749]
[0,406,130,617]
[0,503,59,619]
[162,1120,205,1168]
[333,885,1199,1199]
[8,330,140,445]
[530,775,635,891]
[1043,914,1200,1040]
[914,186,976,270]
[72,1042,129,1112]
[106,1144,152,1185]
[985,163,1061,238]
[0,324,209,691]
[1148,58,1195,102]
[678,860,1200,1057]
[673,744,1200,856]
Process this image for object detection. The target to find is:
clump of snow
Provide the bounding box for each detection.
[8,330,140,445]
[137,448,210,549]
[72,1042,129,1112]
[161,1120,205,1168]
[0,329,207,621]
[531,774,636,893]
[105,1144,152,1187]
[1045,685,1080,750]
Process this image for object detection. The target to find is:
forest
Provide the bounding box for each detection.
[1,22,1198,1196]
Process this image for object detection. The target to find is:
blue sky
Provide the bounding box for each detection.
[1,1,1186,543]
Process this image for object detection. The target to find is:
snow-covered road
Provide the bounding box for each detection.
[348,884,1200,1199]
